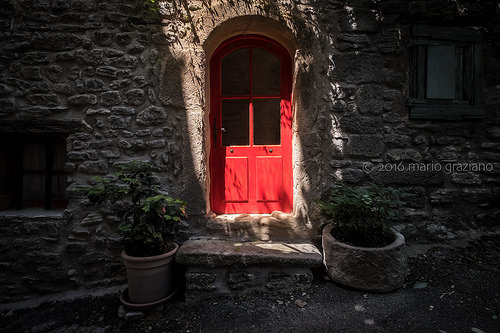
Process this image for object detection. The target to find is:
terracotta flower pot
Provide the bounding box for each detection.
[121,243,178,305]
[322,224,407,293]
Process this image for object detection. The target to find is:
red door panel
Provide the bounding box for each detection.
[256,156,282,202]
[224,157,249,202]
[210,36,292,214]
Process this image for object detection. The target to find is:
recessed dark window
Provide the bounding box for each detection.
[409,25,483,120]
[0,134,68,210]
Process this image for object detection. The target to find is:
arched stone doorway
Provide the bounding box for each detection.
[203,16,298,215]
[209,35,293,214]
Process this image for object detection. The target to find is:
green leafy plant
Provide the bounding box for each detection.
[319,182,408,247]
[81,161,187,257]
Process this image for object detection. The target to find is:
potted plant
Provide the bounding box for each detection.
[319,182,409,293]
[80,160,187,308]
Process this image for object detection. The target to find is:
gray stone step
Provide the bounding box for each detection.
[205,211,314,240]
[176,239,323,302]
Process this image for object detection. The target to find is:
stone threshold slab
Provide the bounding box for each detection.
[176,239,323,268]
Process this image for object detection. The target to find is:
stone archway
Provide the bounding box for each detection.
[202,16,298,213]
[159,4,320,239]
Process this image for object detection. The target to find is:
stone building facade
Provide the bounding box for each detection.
[0,0,499,302]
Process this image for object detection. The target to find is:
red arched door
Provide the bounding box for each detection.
[210,36,292,214]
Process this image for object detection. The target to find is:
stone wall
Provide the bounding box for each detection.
[0,0,196,302]
[0,0,499,302]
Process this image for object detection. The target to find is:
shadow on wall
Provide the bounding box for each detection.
[157,47,206,218]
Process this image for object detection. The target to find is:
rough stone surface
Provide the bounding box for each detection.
[183,266,314,302]
[0,0,498,302]
[176,239,323,268]
[322,224,408,293]
[177,239,321,301]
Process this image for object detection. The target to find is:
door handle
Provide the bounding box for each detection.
[213,118,226,147]
[269,148,273,153]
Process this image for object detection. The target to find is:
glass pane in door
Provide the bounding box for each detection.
[221,48,249,96]
[252,48,280,96]
[253,98,281,145]
[222,99,250,146]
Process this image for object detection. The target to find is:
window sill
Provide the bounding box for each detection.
[0,207,65,218]
[409,104,484,120]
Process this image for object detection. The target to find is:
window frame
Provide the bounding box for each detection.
[409,25,484,120]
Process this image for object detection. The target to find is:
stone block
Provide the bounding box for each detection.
[22,222,62,238]
[107,54,138,69]
[25,252,61,265]
[53,83,74,95]
[72,140,90,150]
[430,189,460,204]
[26,94,59,106]
[0,84,13,95]
[77,161,108,173]
[107,115,131,129]
[125,89,145,105]
[85,78,107,92]
[96,66,119,78]
[331,53,383,84]
[404,187,426,208]
[12,238,42,251]
[451,172,482,185]
[228,271,264,290]
[462,188,493,205]
[136,105,167,126]
[101,91,122,106]
[266,270,313,291]
[371,169,446,185]
[65,243,87,253]
[68,94,97,106]
[383,135,412,148]
[340,116,382,134]
[145,139,166,148]
[386,149,421,162]
[481,152,500,161]
[0,240,11,253]
[487,128,500,140]
[337,33,370,51]
[93,31,115,46]
[20,67,42,80]
[337,8,380,32]
[0,98,15,115]
[185,272,217,291]
[118,305,145,320]
[426,224,457,240]
[347,135,385,157]
[176,239,322,268]
[112,106,135,115]
[78,252,110,265]
[338,168,363,183]
[31,33,82,51]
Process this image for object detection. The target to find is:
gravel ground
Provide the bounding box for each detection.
[1,234,499,333]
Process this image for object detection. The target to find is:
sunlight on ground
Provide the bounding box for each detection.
[231,241,319,254]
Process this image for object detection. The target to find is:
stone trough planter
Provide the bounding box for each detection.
[322,224,408,293]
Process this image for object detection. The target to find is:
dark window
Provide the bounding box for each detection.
[0,134,68,210]
[409,25,483,120]
[219,45,282,147]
